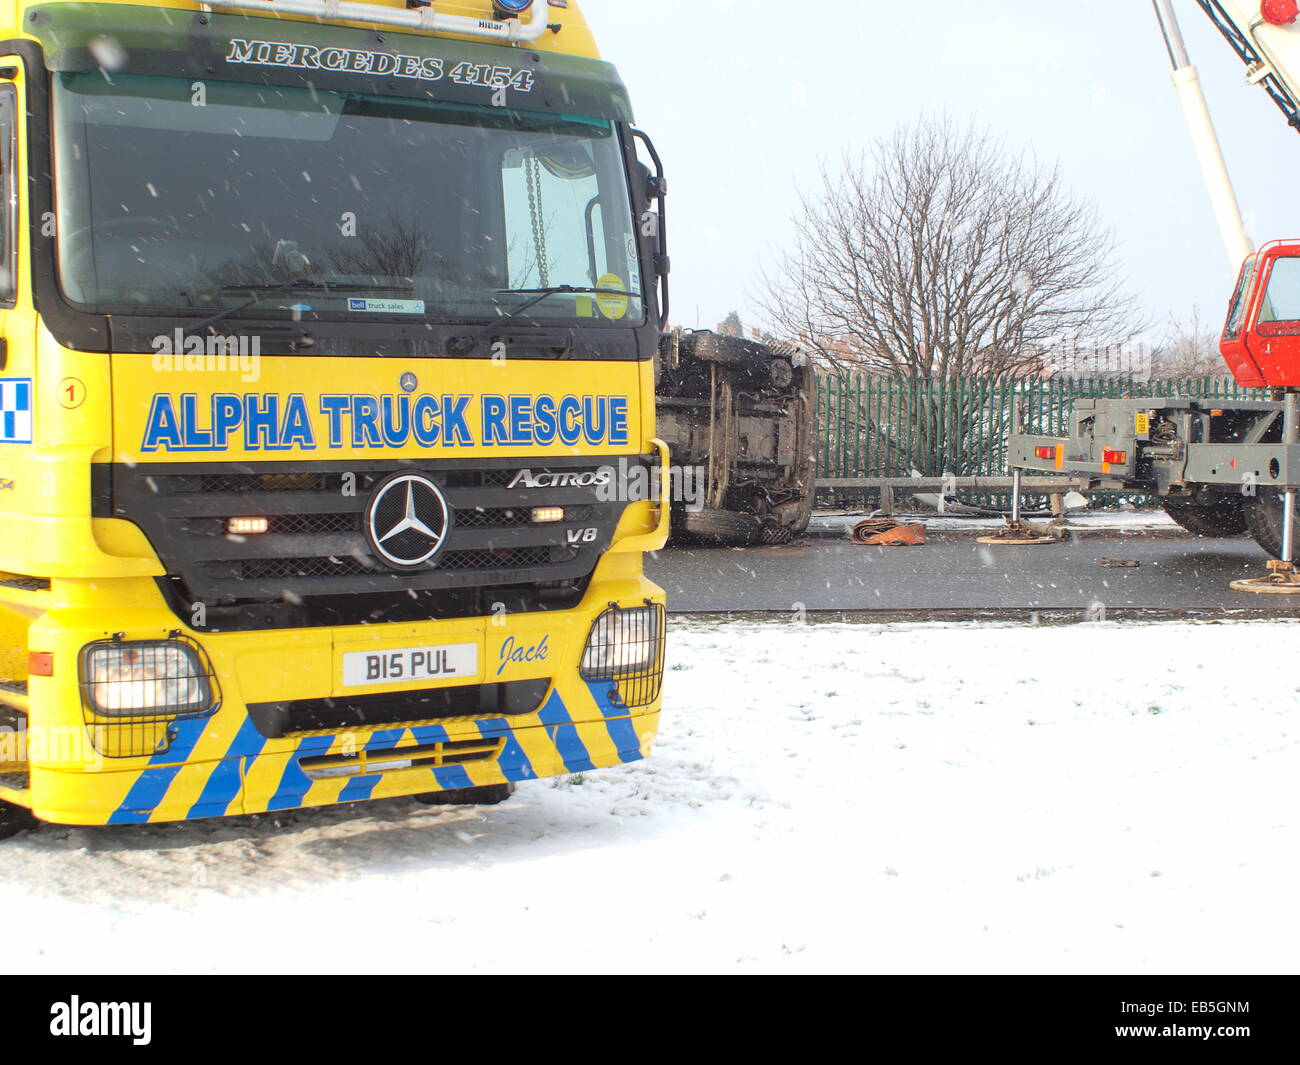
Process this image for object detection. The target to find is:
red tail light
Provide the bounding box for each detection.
[1103,450,1128,464]
[1034,446,1055,460]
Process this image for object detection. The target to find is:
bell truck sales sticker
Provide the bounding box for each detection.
[347,298,427,315]
[343,643,478,687]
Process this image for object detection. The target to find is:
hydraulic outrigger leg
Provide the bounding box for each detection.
[976,468,1066,547]
[1232,392,1300,593]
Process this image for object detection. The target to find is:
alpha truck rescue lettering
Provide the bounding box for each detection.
[139,393,631,451]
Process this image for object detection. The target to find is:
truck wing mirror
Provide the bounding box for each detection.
[630,127,669,330]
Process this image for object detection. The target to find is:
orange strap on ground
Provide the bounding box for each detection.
[849,519,927,546]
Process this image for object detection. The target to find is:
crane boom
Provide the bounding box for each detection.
[1153,0,1254,274]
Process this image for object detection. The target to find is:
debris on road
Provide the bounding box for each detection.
[1099,557,1142,568]
[849,519,928,546]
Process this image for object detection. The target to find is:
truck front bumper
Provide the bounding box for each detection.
[4,568,665,826]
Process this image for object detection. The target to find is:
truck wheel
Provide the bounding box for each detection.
[0,800,38,840]
[1243,489,1286,559]
[681,508,762,546]
[1163,496,1248,538]
[414,783,515,807]
[759,523,794,546]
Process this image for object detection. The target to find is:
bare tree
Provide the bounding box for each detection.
[757,118,1139,378]
[1152,306,1231,379]
[329,213,431,279]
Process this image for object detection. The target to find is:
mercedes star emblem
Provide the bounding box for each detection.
[364,472,451,569]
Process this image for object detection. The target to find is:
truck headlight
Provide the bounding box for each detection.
[80,639,215,717]
[580,604,663,678]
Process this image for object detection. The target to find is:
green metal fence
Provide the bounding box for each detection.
[815,372,1253,509]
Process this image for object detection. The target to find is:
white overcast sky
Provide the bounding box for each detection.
[580,0,1300,340]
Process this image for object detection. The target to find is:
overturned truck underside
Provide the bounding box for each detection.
[656,330,818,545]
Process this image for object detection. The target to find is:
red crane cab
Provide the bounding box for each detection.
[1220,239,1300,388]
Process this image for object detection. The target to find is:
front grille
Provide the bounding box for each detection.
[263,513,358,536]
[106,458,643,605]
[225,556,373,581]
[440,546,570,570]
[222,546,575,583]
[457,505,593,530]
[193,472,330,494]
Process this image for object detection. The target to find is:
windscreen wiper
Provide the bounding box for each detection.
[182,279,416,337]
[451,284,637,353]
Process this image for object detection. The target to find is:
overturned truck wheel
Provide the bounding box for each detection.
[680,508,763,546]
[1162,495,1248,538]
[759,523,795,546]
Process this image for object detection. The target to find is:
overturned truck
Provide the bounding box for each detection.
[656,330,818,545]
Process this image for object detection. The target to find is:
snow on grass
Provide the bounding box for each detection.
[4,617,1299,974]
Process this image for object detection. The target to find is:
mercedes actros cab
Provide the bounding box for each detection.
[0,0,673,835]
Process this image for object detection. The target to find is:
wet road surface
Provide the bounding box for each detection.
[648,532,1299,614]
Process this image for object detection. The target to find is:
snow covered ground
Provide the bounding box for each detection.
[4,617,1299,974]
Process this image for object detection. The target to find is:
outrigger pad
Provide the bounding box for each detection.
[975,519,1068,547]
[1231,561,1300,595]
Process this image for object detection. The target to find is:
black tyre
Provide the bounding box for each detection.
[680,508,762,546]
[414,783,515,807]
[1243,489,1286,559]
[759,523,794,546]
[1163,495,1248,538]
[0,800,37,840]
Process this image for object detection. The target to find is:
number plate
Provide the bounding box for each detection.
[342,644,478,687]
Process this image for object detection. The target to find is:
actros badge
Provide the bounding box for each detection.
[365,472,451,569]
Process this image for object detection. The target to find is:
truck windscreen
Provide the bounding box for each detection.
[51,72,645,328]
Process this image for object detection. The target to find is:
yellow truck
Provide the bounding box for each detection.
[0,0,672,835]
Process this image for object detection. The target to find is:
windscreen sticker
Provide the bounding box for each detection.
[625,236,642,293]
[0,379,33,444]
[596,273,629,321]
[224,39,537,93]
[347,298,427,315]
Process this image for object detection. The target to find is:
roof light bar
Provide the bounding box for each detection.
[200,0,553,44]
